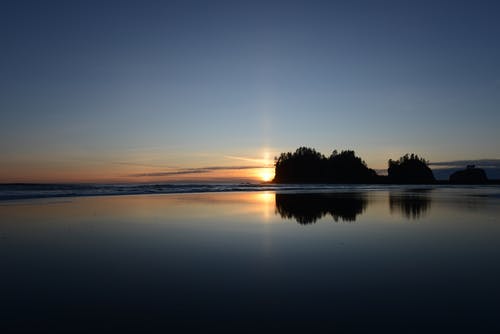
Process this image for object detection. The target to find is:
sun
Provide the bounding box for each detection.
[259,168,274,182]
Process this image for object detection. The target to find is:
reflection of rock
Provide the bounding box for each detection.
[449,165,488,184]
[389,190,432,220]
[275,193,368,224]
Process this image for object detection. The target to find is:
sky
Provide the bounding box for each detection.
[1,0,499,183]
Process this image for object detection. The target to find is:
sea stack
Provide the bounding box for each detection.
[387,154,435,184]
[449,165,488,184]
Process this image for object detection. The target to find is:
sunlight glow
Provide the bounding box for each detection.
[254,191,275,221]
[257,150,275,182]
[259,168,274,182]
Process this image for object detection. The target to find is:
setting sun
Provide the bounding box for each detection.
[259,168,274,182]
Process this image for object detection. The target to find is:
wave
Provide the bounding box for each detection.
[0,183,409,201]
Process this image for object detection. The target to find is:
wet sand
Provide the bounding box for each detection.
[1,187,500,332]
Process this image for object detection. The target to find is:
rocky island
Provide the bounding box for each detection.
[449,165,488,184]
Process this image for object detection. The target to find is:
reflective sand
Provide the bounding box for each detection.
[1,187,499,331]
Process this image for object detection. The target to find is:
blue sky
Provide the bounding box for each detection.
[1,0,499,182]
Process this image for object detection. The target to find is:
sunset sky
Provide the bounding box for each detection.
[1,0,499,183]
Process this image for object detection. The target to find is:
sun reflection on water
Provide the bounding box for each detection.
[253,191,275,221]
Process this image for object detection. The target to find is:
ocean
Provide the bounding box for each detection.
[1,185,500,331]
[2,182,500,201]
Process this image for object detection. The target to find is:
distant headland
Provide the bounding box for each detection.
[272,147,495,185]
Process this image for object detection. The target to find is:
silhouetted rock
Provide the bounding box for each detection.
[273,147,377,183]
[274,147,326,183]
[449,165,488,184]
[387,154,435,184]
[275,192,368,224]
[328,150,378,182]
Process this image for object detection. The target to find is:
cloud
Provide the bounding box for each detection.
[429,159,500,180]
[113,161,178,168]
[224,155,274,166]
[130,165,269,177]
[429,159,500,168]
[372,160,500,180]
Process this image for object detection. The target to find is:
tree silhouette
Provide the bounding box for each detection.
[274,147,326,183]
[327,150,377,182]
[387,154,435,184]
[273,147,376,183]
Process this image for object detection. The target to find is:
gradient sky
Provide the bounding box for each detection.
[1,0,499,182]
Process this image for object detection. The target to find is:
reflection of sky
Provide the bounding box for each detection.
[2,188,499,226]
[1,1,500,182]
[2,190,500,330]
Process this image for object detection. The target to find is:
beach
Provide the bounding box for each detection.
[1,186,500,331]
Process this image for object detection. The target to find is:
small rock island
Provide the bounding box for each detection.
[273,147,377,183]
[273,147,436,184]
[449,165,488,184]
[272,147,496,184]
[387,154,435,184]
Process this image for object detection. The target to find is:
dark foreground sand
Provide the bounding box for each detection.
[1,187,500,332]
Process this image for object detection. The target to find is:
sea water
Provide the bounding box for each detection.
[0,186,499,331]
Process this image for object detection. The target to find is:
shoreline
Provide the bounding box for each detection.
[1,182,500,202]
